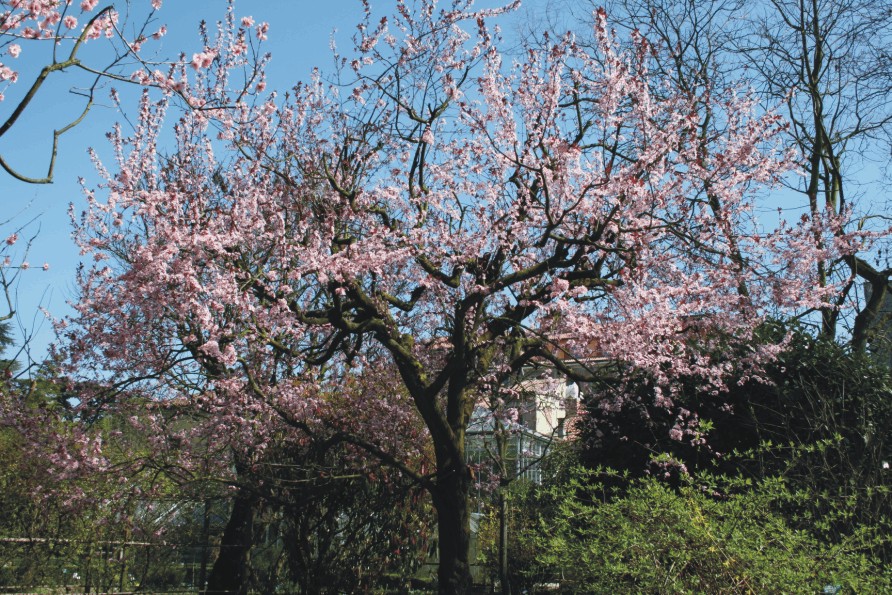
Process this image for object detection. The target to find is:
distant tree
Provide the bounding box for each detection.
[597,0,892,347]
[746,0,892,347]
[0,320,17,374]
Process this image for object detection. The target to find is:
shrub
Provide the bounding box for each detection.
[481,465,892,594]
[578,323,892,557]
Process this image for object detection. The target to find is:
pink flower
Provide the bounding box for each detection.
[256,22,269,41]
[8,44,20,59]
[421,126,435,145]
[5,233,17,245]
[42,263,50,271]
[551,277,569,295]
[20,262,29,270]
[241,16,254,28]
[80,0,99,11]
[0,66,18,83]
[190,51,215,70]
[151,0,162,9]
[63,15,78,29]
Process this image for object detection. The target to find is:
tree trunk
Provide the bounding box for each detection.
[499,489,511,595]
[431,464,473,595]
[204,494,255,595]
[849,256,891,354]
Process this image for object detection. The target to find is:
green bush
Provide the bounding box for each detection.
[577,323,892,560]
[481,465,892,594]
[477,481,557,593]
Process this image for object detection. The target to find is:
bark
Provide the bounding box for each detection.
[203,493,255,595]
[498,489,511,595]
[849,256,892,353]
[431,462,473,595]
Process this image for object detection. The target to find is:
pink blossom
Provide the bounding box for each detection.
[80,0,99,11]
[0,65,18,82]
[63,15,78,30]
[190,50,216,70]
[421,126,435,145]
[42,263,50,271]
[241,16,254,28]
[7,44,20,59]
[256,22,269,41]
[5,233,17,245]
[551,277,569,295]
[42,12,61,28]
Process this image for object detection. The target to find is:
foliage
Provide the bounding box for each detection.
[577,323,892,556]
[480,465,892,594]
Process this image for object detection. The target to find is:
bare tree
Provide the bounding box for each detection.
[589,0,892,349]
[744,0,892,343]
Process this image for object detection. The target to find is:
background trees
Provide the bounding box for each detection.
[599,0,892,348]
[745,0,892,344]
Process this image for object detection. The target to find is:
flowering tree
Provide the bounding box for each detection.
[0,0,174,184]
[60,1,858,592]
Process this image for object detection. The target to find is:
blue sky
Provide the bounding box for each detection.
[0,0,555,362]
